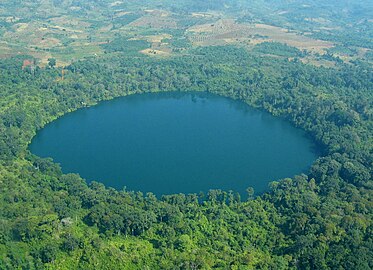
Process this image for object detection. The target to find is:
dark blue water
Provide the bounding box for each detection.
[29,92,318,196]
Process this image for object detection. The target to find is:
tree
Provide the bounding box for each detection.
[48,58,56,68]
[39,244,58,263]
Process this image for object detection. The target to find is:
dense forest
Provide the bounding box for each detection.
[0,45,372,269]
[1,0,373,269]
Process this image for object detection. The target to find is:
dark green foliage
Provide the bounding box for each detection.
[101,37,150,55]
[327,46,358,57]
[253,42,304,57]
[0,45,372,268]
[48,58,56,68]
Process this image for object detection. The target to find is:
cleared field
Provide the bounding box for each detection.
[301,56,336,68]
[110,1,124,7]
[144,9,171,17]
[140,48,171,57]
[129,14,178,29]
[49,16,91,29]
[143,34,172,43]
[1,4,367,68]
[187,19,333,54]
[114,11,131,18]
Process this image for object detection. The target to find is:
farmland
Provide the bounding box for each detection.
[187,19,333,54]
[0,1,371,67]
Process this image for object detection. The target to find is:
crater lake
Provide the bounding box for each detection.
[29,92,319,196]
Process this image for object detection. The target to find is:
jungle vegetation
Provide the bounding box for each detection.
[0,0,372,269]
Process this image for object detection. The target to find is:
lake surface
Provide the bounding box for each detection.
[29,92,318,196]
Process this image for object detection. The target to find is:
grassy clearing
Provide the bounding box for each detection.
[140,48,171,57]
[129,14,178,29]
[143,34,172,43]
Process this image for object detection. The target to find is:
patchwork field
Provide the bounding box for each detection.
[0,4,370,67]
[187,19,333,54]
